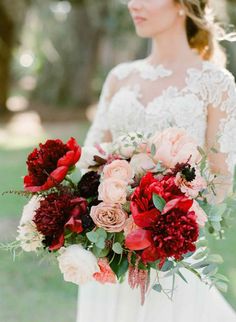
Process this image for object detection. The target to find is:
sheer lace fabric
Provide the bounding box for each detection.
[84,59,236,173]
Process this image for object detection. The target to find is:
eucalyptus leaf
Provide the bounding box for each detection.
[161,260,174,272]
[215,281,228,293]
[96,237,106,249]
[151,144,157,157]
[112,242,123,254]
[193,249,208,260]
[152,284,162,292]
[177,270,188,283]
[207,254,223,264]
[96,228,107,239]
[202,263,218,276]
[86,231,99,243]
[153,193,166,212]
[214,273,229,283]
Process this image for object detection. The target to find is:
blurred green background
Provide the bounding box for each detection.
[0,0,236,321]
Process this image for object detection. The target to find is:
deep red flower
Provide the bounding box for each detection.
[33,193,88,250]
[130,172,183,228]
[126,172,199,263]
[24,138,81,192]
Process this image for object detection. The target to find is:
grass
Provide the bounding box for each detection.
[0,121,235,322]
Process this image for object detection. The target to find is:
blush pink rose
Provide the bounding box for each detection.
[103,160,133,183]
[98,178,127,204]
[190,200,208,227]
[175,170,207,198]
[90,202,128,232]
[93,258,117,284]
[149,128,201,168]
[123,216,139,237]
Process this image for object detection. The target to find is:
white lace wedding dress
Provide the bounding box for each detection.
[76,59,236,322]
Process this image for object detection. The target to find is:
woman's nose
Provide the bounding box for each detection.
[128,0,144,11]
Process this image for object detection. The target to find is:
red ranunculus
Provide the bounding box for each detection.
[34,193,88,250]
[126,172,199,264]
[24,137,81,192]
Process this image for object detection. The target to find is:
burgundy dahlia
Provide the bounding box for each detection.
[77,171,101,198]
[34,193,88,250]
[24,137,81,192]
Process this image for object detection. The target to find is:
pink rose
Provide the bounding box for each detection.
[93,258,117,284]
[190,200,208,227]
[98,178,127,204]
[123,216,139,237]
[175,170,207,198]
[103,160,133,183]
[149,128,201,168]
[90,202,128,232]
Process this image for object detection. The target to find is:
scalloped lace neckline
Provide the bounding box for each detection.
[112,60,210,110]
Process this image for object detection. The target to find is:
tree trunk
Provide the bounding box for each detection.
[0,3,14,115]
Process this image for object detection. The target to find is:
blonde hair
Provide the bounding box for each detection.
[177,0,234,66]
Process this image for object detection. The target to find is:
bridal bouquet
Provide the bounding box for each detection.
[5,128,236,304]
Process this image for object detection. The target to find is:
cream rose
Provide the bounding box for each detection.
[130,153,156,176]
[103,160,133,183]
[57,245,100,285]
[112,132,147,158]
[17,196,44,252]
[148,127,201,168]
[76,143,111,170]
[90,202,128,232]
[98,178,127,204]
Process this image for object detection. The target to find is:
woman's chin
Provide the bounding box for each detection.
[135,27,153,38]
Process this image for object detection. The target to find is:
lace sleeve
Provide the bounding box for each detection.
[83,71,116,147]
[206,68,236,175]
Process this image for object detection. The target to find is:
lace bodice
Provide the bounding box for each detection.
[84,59,236,173]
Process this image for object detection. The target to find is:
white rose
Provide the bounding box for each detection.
[112,132,147,158]
[20,196,40,225]
[17,222,44,252]
[17,196,44,252]
[57,245,100,285]
[130,153,156,176]
[76,143,111,170]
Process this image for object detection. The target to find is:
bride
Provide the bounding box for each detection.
[77,0,236,321]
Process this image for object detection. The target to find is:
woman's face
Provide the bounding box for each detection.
[127,0,184,38]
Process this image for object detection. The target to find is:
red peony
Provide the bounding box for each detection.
[24,138,81,192]
[126,172,199,264]
[130,172,183,228]
[34,193,88,250]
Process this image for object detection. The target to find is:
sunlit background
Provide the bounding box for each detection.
[0,1,236,321]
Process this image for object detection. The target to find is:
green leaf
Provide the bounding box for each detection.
[149,260,160,269]
[215,281,228,293]
[193,249,208,260]
[202,263,218,276]
[110,255,129,279]
[152,284,162,292]
[92,245,110,258]
[151,144,157,157]
[96,228,107,239]
[69,168,82,183]
[161,260,174,272]
[115,232,125,244]
[112,242,123,254]
[214,273,229,283]
[177,270,188,283]
[207,254,223,264]
[86,231,99,243]
[233,165,236,193]
[96,237,106,249]
[152,193,166,212]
